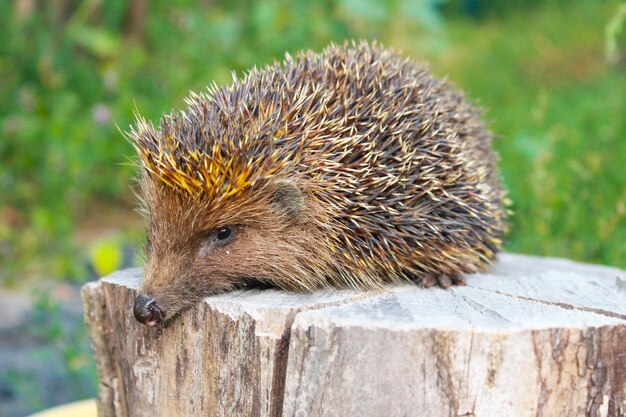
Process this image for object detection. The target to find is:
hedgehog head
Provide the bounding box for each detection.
[129,95,333,326]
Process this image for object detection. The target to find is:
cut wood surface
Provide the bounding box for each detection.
[82,253,626,417]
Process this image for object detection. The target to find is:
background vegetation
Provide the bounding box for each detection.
[1,0,625,285]
[0,0,625,413]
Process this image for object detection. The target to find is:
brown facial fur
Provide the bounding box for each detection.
[130,41,508,324]
[139,179,336,322]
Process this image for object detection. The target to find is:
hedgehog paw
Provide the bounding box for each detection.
[450,274,467,286]
[423,274,466,288]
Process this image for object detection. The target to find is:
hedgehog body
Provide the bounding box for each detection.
[131,42,507,326]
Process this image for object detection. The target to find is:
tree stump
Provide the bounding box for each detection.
[81,253,626,417]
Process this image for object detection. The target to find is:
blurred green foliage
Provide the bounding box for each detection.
[0,0,625,285]
[438,2,626,266]
[0,290,97,415]
[31,289,97,397]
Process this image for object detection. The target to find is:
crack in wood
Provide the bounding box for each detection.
[473,287,626,321]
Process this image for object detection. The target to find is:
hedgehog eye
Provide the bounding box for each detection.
[212,226,234,246]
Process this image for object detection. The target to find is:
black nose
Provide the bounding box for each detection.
[133,295,163,327]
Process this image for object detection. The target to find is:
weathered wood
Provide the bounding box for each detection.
[82,254,626,417]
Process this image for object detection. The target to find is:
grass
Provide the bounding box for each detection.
[0,0,624,286]
[430,2,626,267]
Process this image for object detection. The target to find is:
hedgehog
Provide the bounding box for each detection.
[130,41,507,327]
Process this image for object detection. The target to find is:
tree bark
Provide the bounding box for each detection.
[82,254,626,417]
[125,0,147,44]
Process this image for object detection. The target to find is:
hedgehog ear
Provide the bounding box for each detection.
[269,179,304,222]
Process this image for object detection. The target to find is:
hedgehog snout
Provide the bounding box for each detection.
[133,294,164,327]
